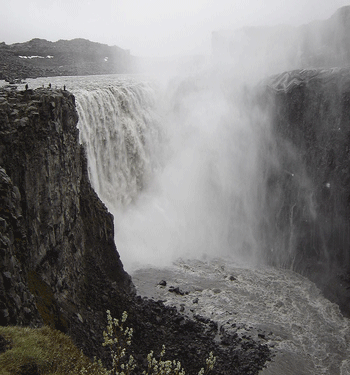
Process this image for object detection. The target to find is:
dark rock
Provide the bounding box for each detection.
[259,68,350,317]
[0,335,10,354]
[168,286,185,295]
[0,164,41,326]
[194,315,211,324]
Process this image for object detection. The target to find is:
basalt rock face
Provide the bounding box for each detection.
[0,167,42,326]
[0,87,271,374]
[260,68,350,316]
[0,85,134,353]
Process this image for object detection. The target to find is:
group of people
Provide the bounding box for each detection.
[24,83,67,91]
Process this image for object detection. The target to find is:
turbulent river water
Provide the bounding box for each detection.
[6,74,350,374]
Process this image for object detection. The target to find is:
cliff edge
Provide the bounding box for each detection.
[0,85,134,351]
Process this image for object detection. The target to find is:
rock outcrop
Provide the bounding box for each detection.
[0,86,271,374]
[0,85,133,336]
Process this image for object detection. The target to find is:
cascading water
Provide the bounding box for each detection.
[75,74,269,271]
[18,73,350,374]
[75,81,162,208]
[75,74,350,375]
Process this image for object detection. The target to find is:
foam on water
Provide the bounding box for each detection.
[132,258,350,375]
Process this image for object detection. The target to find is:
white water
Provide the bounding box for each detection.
[74,73,270,270]
[76,80,162,208]
[13,74,350,374]
[132,258,350,375]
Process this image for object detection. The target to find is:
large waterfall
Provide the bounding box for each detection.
[75,74,270,271]
[76,80,162,208]
[15,73,350,374]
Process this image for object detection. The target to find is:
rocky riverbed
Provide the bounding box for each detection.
[132,258,350,375]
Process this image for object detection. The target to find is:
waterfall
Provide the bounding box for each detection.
[74,69,350,290]
[75,81,162,209]
[8,65,350,375]
[75,75,269,271]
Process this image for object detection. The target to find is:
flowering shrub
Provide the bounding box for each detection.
[0,311,216,375]
[102,310,136,375]
[102,310,216,375]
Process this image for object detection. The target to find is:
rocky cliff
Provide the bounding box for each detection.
[0,85,133,343]
[0,86,270,374]
[259,68,350,316]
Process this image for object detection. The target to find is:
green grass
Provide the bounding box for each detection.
[0,325,107,375]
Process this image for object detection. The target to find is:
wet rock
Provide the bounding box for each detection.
[261,68,350,317]
[168,286,187,295]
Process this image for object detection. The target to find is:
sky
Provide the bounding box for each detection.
[1,0,350,57]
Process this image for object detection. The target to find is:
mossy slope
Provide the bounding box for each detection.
[0,325,107,375]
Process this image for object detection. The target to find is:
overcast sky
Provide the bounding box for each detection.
[1,0,349,57]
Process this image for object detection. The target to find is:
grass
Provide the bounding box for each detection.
[0,325,107,375]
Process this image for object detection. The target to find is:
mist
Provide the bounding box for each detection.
[109,76,267,271]
[104,42,278,271]
[73,5,350,272]
[2,1,349,58]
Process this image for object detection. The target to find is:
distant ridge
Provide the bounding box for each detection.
[0,38,136,81]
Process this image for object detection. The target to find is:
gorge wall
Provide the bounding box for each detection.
[0,86,271,374]
[0,85,133,349]
[258,68,350,316]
